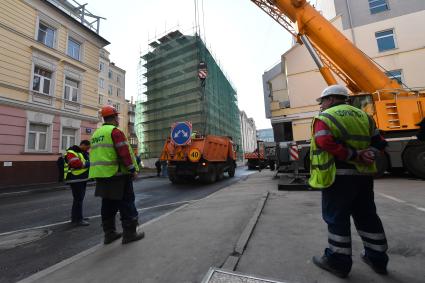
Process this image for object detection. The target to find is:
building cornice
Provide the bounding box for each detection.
[0,95,99,122]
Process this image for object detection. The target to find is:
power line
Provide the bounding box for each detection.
[201,0,206,42]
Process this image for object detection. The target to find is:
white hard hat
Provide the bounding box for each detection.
[317,84,349,102]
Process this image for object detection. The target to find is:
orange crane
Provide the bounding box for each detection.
[251,0,425,178]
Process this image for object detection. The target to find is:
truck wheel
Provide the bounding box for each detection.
[374,153,389,178]
[216,168,224,181]
[200,166,217,183]
[228,164,236,178]
[270,162,275,171]
[169,173,183,184]
[403,144,425,179]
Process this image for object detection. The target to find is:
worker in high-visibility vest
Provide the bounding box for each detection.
[89,105,144,245]
[310,85,389,278]
[64,140,91,226]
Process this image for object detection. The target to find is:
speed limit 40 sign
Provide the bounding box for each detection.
[189,148,201,162]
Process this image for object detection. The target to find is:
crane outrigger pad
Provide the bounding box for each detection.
[202,268,287,283]
[277,174,312,191]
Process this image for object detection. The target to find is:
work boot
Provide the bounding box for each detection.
[122,220,145,244]
[312,255,349,278]
[102,219,122,245]
[72,220,90,226]
[361,252,388,275]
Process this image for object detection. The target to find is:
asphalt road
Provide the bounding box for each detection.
[0,167,255,283]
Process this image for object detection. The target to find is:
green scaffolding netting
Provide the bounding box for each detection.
[136,32,241,159]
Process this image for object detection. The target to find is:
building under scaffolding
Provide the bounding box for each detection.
[136,30,241,159]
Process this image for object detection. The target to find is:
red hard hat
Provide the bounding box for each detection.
[100,105,119,118]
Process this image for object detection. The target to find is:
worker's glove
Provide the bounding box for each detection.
[355,149,375,165]
[131,171,138,180]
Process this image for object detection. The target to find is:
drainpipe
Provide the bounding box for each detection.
[345,0,356,45]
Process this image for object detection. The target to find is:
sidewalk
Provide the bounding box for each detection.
[0,170,157,199]
[20,171,425,283]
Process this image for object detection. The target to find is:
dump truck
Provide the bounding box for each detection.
[160,135,237,184]
[251,0,425,178]
[245,141,277,170]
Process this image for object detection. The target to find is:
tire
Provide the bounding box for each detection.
[200,166,217,183]
[303,152,311,172]
[374,153,389,178]
[403,144,425,179]
[269,162,275,171]
[216,168,224,181]
[168,172,183,184]
[228,163,236,178]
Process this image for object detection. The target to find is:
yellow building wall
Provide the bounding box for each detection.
[293,118,313,141]
[0,0,103,119]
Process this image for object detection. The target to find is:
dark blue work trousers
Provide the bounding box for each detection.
[322,175,388,273]
[101,177,139,225]
[70,181,87,222]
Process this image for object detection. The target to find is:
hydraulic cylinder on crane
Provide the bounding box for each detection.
[273,0,401,95]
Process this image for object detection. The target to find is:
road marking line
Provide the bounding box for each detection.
[379,193,406,203]
[379,193,425,213]
[0,201,192,237]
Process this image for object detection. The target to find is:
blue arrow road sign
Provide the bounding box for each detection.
[171,122,192,145]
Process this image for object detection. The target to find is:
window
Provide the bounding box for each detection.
[99,94,104,105]
[37,22,55,48]
[108,85,113,95]
[67,38,81,60]
[99,78,104,89]
[113,102,120,112]
[117,88,121,97]
[117,75,121,84]
[28,123,48,151]
[108,70,113,79]
[99,62,105,71]
[385,69,403,84]
[32,66,52,95]
[107,99,112,105]
[61,128,77,150]
[375,29,396,52]
[369,0,389,14]
[64,78,79,102]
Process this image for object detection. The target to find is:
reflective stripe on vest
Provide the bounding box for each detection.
[64,150,88,181]
[309,104,377,189]
[89,124,139,179]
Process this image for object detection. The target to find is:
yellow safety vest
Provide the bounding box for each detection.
[64,149,88,183]
[89,124,139,179]
[309,104,378,189]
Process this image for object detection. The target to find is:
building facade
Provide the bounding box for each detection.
[257,128,274,143]
[265,0,425,142]
[0,0,109,187]
[137,30,241,161]
[239,110,257,154]
[127,99,138,156]
[98,48,128,135]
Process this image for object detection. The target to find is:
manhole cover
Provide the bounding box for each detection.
[0,229,51,250]
[202,268,287,283]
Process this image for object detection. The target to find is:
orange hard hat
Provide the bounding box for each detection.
[100,105,119,118]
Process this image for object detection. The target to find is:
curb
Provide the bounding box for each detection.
[221,191,270,271]
[0,175,157,199]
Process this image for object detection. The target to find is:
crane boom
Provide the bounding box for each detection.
[252,0,425,133]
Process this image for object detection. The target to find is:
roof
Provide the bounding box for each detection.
[43,0,110,46]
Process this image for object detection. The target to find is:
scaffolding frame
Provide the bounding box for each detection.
[136,30,241,159]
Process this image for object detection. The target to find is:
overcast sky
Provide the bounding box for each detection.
[86,0,294,129]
